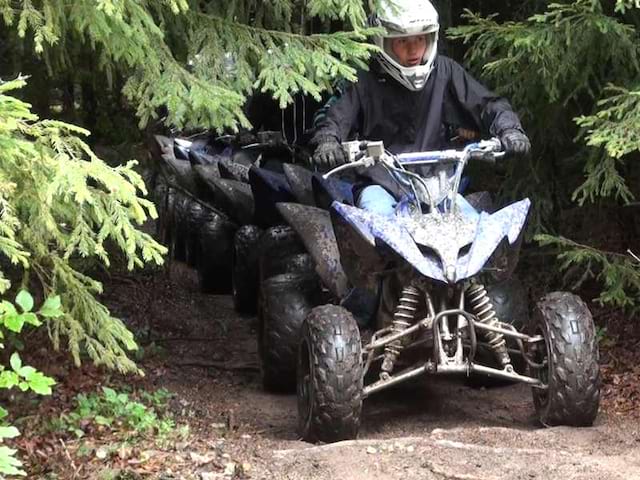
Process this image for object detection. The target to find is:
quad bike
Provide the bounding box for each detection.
[147,129,324,358]
[148,131,301,294]
[262,139,601,442]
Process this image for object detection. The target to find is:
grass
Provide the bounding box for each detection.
[48,387,177,442]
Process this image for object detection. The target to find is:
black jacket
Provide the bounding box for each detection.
[312,56,525,198]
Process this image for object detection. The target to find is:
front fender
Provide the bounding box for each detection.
[457,198,530,281]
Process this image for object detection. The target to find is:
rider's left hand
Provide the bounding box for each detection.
[312,137,346,168]
[499,129,531,158]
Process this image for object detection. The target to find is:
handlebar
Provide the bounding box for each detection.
[323,138,504,179]
[322,138,505,216]
[396,138,503,166]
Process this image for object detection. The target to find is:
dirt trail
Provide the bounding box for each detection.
[101,264,640,480]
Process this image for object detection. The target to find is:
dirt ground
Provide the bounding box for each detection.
[17,262,640,479]
[103,261,640,480]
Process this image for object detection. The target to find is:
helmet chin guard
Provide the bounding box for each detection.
[370,0,440,91]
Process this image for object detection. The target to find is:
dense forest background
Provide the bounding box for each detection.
[0,0,639,475]
[1,0,638,374]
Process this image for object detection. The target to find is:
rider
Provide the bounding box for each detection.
[311,0,531,217]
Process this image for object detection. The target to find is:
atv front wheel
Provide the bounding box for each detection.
[529,292,600,426]
[297,305,363,443]
[258,272,321,392]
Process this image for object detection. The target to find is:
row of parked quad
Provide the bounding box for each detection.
[148,132,352,390]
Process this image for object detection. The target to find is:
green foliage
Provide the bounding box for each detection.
[54,387,175,441]
[537,234,640,309]
[448,1,640,203]
[0,290,61,477]
[449,2,640,114]
[573,85,640,204]
[1,0,378,132]
[616,0,640,13]
[183,13,376,112]
[449,1,640,308]
[0,78,166,373]
[306,0,381,28]
[577,86,640,160]
[595,325,617,348]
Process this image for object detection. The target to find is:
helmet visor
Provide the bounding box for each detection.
[383,33,437,68]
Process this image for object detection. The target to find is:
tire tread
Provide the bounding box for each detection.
[532,292,601,427]
[299,305,363,443]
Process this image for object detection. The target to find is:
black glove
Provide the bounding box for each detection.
[312,137,345,168]
[235,130,258,146]
[500,129,531,158]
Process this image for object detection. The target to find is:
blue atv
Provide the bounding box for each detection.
[264,139,601,442]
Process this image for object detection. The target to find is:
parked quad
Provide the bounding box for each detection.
[147,131,301,294]
[254,139,600,442]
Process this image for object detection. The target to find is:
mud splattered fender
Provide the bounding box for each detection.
[276,203,350,299]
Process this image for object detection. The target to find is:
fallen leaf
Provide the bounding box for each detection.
[189,451,215,465]
[95,447,109,460]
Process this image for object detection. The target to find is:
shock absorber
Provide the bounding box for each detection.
[466,282,511,367]
[380,285,421,378]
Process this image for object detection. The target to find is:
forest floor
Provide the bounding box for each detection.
[13,261,640,480]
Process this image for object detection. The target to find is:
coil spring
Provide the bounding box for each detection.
[466,283,511,367]
[381,286,421,376]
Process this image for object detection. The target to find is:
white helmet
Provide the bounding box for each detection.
[370,0,440,91]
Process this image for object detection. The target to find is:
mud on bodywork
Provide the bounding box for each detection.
[330,197,531,284]
[200,177,254,225]
[276,203,350,299]
[283,163,315,206]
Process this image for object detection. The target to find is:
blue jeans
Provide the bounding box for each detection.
[357,185,397,217]
[357,185,480,221]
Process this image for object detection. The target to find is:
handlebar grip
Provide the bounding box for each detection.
[469,151,498,165]
[487,137,503,152]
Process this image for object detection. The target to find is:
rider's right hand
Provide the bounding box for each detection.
[312,137,346,168]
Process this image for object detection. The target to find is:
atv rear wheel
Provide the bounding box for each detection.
[257,225,305,282]
[197,214,236,293]
[232,225,263,314]
[297,305,363,443]
[258,272,321,392]
[171,194,189,262]
[529,292,600,426]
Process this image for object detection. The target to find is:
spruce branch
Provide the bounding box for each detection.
[616,0,640,13]
[2,0,380,130]
[448,3,640,210]
[536,234,640,309]
[0,78,166,373]
[190,11,379,108]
